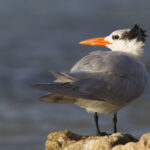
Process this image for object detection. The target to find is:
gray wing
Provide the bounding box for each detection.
[31,51,148,106]
[31,72,147,105]
[71,50,146,76]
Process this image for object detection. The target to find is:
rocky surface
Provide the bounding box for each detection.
[45,130,150,150]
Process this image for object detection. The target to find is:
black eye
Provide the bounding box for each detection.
[112,35,119,40]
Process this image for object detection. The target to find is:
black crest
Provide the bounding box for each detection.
[121,24,147,42]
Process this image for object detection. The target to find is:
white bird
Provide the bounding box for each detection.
[31,25,149,136]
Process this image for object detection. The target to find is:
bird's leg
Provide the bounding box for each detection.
[94,112,101,136]
[113,113,117,133]
[94,112,108,136]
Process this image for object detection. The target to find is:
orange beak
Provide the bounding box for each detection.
[79,37,112,46]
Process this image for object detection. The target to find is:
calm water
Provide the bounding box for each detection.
[1,0,150,150]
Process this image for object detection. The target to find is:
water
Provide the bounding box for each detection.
[1,0,150,150]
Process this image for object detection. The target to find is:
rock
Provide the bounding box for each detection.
[45,130,150,150]
[112,133,150,150]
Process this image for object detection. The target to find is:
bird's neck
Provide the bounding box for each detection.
[125,46,146,64]
[132,46,145,61]
[123,42,145,60]
[111,42,145,61]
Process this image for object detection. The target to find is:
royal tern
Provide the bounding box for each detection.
[31,24,149,135]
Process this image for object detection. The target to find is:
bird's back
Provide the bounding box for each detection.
[71,50,147,78]
[70,50,148,105]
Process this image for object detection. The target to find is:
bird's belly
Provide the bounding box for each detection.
[75,99,122,114]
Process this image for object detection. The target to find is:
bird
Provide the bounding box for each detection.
[31,24,149,136]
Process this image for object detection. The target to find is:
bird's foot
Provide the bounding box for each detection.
[96,131,109,136]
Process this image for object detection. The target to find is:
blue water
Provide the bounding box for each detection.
[1,0,150,150]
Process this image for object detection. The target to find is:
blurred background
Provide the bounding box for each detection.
[1,0,150,149]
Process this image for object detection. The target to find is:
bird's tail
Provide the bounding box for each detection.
[40,93,76,104]
[50,71,78,83]
[30,71,80,104]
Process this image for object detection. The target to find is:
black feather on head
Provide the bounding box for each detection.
[121,24,147,42]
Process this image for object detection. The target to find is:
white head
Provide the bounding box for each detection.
[80,25,147,58]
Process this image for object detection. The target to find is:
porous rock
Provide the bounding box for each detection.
[45,130,150,150]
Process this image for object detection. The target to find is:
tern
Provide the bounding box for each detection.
[31,25,148,136]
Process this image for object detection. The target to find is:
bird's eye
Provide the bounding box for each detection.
[112,35,119,40]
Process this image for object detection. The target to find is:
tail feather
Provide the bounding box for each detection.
[40,93,76,104]
[30,83,74,92]
[50,71,77,83]
[30,82,84,99]
[30,83,56,92]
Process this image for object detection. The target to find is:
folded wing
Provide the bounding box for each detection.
[31,51,148,106]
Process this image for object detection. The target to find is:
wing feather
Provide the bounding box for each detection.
[31,51,148,106]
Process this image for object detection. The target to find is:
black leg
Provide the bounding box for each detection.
[94,112,101,135]
[113,113,117,133]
